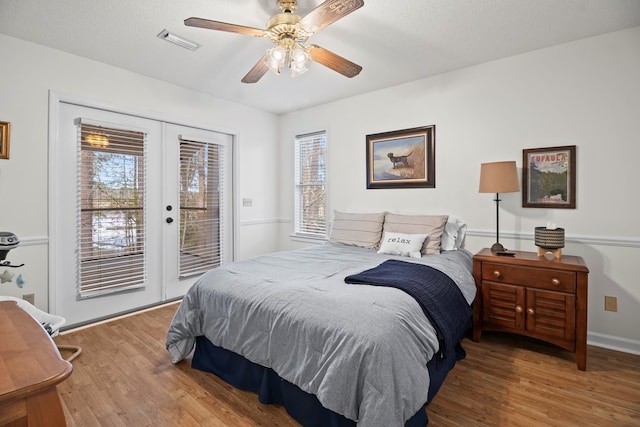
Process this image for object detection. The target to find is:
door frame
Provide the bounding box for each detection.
[47,91,239,320]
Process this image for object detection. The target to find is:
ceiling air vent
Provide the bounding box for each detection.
[157,29,200,51]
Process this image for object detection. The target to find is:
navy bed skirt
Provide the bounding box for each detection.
[192,336,466,426]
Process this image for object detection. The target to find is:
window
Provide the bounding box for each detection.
[77,120,146,298]
[294,131,327,237]
[179,138,225,277]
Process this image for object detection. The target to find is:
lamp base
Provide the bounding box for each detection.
[491,242,505,253]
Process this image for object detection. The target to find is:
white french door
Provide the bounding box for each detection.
[51,101,233,326]
[162,123,234,299]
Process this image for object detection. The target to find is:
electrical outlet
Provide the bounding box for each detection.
[604,296,617,312]
[242,198,253,207]
[23,293,35,305]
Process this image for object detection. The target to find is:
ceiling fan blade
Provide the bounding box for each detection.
[185,17,267,37]
[241,56,270,84]
[308,45,362,78]
[298,0,364,34]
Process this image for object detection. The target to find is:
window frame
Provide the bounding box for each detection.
[293,130,328,239]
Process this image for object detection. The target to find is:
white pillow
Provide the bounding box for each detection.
[377,232,428,258]
[441,216,468,251]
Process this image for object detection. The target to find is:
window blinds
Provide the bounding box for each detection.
[76,120,147,298]
[294,131,327,236]
[178,138,224,277]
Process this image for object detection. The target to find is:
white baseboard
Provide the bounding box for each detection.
[588,331,640,355]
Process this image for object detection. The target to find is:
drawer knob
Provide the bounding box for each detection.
[493,270,502,278]
[515,305,523,313]
[551,278,560,286]
[527,308,535,315]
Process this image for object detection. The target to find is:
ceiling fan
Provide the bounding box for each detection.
[185,0,364,83]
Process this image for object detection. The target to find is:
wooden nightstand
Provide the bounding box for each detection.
[472,248,589,370]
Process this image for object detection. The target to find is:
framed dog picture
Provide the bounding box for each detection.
[366,125,435,189]
[0,121,9,160]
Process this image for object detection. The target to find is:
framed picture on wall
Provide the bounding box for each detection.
[0,121,9,159]
[522,145,576,208]
[366,125,435,189]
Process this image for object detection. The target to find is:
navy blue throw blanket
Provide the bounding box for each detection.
[344,259,472,360]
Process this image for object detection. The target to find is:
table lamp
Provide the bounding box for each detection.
[479,161,520,254]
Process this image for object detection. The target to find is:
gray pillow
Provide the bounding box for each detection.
[383,213,449,254]
[329,211,385,249]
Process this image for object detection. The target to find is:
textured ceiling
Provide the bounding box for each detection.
[1,0,639,114]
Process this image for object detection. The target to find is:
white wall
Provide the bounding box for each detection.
[0,34,280,310]
[278,27,640,353]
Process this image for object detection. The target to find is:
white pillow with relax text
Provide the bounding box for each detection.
[377,232,428,258]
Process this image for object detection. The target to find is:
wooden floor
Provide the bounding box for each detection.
[54,302,640,426]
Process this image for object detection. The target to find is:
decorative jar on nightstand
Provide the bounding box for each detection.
[471,248,589,370]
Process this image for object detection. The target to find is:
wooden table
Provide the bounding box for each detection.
[472,248,589,370]
[0,301,72,426]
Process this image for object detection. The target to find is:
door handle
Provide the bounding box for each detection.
[166,217,174,224]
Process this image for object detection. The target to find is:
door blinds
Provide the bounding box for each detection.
[76,119,147,298]
[178,138,224,277]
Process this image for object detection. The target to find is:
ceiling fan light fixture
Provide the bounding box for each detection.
[265,46,287,74]
[290,46,311,77]
[185,0,365,83]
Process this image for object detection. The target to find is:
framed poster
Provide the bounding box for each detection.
[522,145,576,208]
[0,121,9,159]
[366,125,435,189]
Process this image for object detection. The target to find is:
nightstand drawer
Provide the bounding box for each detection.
[482,262,576,292]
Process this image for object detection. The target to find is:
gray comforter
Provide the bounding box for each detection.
[166,242,476,426]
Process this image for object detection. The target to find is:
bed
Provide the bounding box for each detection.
[166,212,475,426]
